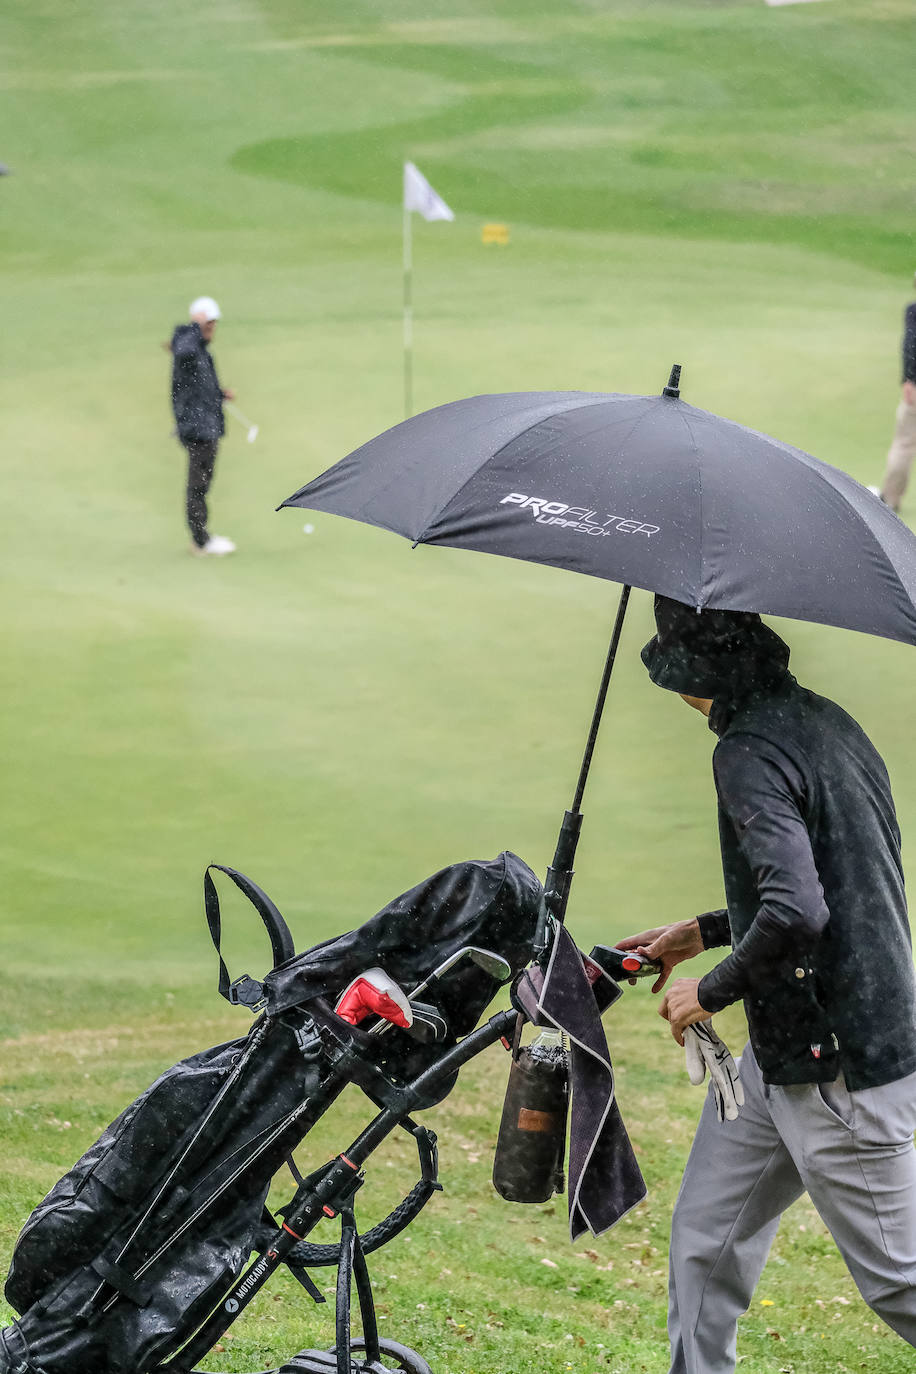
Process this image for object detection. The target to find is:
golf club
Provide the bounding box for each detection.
[367,945,512,1036]
[225,401,259,443]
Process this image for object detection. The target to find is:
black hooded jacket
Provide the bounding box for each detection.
[170,323,225,443]
[697,676,916,1089]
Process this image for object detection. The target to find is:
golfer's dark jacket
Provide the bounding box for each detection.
[695,676,916,1089]
[171,323,225,443]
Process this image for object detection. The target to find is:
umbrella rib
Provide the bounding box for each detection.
[677,408,706,608]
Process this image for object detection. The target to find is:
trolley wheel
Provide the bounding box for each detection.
[273,1339,432,1373]
[348,1337,433,1373]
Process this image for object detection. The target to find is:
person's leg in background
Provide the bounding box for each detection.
[668,1049,806,1374]
[879,398,916,512]
[184,439,217,552]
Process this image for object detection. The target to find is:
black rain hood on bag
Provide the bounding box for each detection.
[263,851,542,1023]
[640,595,791,702]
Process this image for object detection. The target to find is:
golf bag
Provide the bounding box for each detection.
[0,853,542,1374]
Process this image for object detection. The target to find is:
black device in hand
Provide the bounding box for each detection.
[585,945,662,982]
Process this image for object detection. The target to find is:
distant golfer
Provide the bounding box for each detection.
[618,595,916,1371]
[169,297,236,556]
[878,272,916,513]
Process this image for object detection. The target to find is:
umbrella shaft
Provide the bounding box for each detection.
[572,584,631,814]
[541,584,632,933]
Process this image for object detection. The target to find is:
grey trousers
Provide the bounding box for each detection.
[668,1046,916,1374]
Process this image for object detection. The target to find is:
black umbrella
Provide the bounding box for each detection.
[281,368,916,933]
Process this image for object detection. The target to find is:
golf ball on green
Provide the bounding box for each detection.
[303,523,315,535]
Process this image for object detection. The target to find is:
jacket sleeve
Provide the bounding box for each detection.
[698,735,830,1014]
[696,909,730,949]
[171,323,202,359]
[902,303,916,385]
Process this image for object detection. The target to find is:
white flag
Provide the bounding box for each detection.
[403,161,455,222]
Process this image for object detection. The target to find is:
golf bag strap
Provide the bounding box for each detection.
[204,864,296,1005]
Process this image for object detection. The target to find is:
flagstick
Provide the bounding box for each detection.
[403,201,413,419]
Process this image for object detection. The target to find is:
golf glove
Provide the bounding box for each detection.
[335,968,413,1029]
[684,1021,744,1122]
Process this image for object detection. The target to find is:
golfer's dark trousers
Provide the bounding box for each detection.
[183,439,218,548]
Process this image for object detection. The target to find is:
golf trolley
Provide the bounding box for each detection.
[163,946,520,1374]
[0,853,651,1374]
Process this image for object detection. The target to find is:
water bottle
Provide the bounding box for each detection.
[492,1026,570,1204]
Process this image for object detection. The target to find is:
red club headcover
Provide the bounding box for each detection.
[335,968,413,1029]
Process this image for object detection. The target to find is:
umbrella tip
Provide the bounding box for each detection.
[662,364,681,399]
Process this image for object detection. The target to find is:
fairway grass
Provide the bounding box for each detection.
[2,1,916,1370]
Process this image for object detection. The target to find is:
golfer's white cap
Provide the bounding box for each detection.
[189,296,221,321]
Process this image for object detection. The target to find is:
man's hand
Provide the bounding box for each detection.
[222,388,236,401]
[616,918,704,993]
[659,977,710,1045]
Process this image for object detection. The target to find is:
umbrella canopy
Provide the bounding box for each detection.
[282,386,916,646]
[281,374,916,933]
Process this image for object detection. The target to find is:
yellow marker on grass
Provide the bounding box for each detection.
[481,222,510,245]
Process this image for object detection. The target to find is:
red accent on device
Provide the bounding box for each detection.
[621,956,643,973]
[322,1205,336,1218]
[282,1222,303,1240]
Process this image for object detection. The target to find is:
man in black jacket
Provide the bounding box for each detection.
[170,297,236,556]
[619,595,916,1371]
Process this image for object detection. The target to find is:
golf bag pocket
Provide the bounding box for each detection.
[492,1028,569,1204]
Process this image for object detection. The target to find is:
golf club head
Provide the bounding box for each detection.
[366,946,512,1039]
[468,947,512,982]
[427,945,510,986]
[404,1000,448,1042]
[247,425,259,443]
[404,945,510,1003]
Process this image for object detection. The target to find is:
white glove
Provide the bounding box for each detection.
[684,1021,744,1122]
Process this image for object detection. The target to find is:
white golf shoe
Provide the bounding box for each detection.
[190,535,236,557]
[204,534,236,555]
